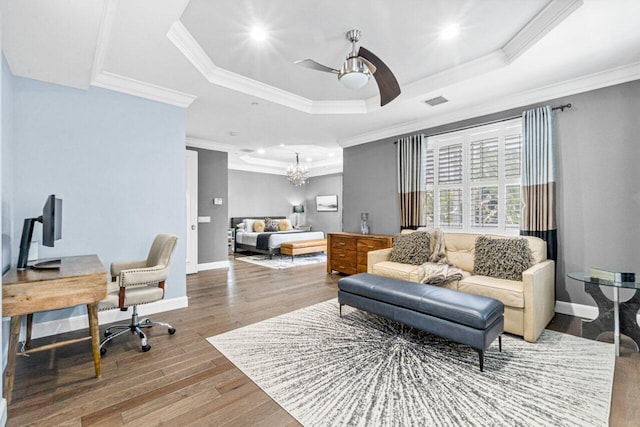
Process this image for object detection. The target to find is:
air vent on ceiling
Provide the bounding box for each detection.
[424,96,448,107]
[239,148,254,153]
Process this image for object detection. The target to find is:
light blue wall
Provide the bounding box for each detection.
[10,77,187,323]
[2,55,13,275]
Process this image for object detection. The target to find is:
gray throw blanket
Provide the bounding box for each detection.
[419,262,464,285]
[416,228,463,285]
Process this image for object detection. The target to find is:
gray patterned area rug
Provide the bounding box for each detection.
[235,253,326,269]
[207,299,614,426]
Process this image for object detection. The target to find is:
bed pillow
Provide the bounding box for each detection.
[473,236,533,281]
[244,219,256,232]
[265,218,279,232]
[390,231,431,265]
[236,222,245,231]
[253,220,265,232]
[279,219,292,231]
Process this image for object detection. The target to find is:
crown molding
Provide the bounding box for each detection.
[185,137,235,152]
[503,0,583,63]
[340,61,640,147]
[90,0,117,82]
[89,2,196,108]
[167,1,580,116]
[92,71,197,107]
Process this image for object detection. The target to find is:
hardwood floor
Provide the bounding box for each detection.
[6,257,638,426]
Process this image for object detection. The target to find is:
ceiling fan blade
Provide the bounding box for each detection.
[294,59,340,74]
[358,47,401,106]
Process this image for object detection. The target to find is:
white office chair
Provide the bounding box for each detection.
[98,233,178,355]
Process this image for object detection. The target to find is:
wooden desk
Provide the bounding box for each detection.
[2,255,107,405]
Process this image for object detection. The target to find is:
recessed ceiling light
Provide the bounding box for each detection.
[306,157,312,162]
[328,152,335,157]
[440,23,460,40]
[279,144,285,147]
[250,26,267,42]
[257,149,265,154]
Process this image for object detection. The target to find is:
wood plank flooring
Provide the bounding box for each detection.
[6,256,639,426]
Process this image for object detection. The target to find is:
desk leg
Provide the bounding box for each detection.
[25,313,33,350]
[87,303,102,378]
[613,287,620,357]
[4,315,22,405]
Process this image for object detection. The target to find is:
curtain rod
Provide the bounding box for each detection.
[394,103,572,142]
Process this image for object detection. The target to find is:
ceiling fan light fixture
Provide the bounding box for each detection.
[339,57,371,89]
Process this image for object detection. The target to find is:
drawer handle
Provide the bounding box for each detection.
[338,242,345,246]
[340,254,345,257]
[368,245,375,248]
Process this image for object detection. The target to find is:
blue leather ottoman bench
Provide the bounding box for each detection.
[338,273,504,371]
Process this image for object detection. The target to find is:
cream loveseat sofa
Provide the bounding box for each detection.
[367,232,555,342]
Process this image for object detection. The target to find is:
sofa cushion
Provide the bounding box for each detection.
[372,261,424,283]
[473,236,533,281]
[443,233,482,272]
[459,275,525,308]
[390,231,431,265]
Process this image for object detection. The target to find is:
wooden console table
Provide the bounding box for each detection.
[2,255,107,404]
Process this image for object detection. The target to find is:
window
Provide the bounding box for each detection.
[424,118,522,234]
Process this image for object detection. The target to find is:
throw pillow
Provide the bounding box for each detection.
[279,220,291,231]
[253,220,265,232]
[390,231,431,265]
[265,218,279,232]
[473,236,533,281]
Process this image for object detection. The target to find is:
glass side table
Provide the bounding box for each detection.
[568,272,640,356]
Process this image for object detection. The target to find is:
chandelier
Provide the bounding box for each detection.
[286,153,309,187]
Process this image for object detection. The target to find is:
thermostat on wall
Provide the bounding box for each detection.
[213,198,223,205]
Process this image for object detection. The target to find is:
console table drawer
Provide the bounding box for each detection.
[332,262,357,275]
[331,249,357,263]
[357,239,389,252]
[331,236,357,250]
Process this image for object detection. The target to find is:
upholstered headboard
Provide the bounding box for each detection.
[230,216,287,229]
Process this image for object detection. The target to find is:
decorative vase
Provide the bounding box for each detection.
[360,213,369,235]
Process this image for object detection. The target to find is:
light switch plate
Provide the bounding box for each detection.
[198,216,211,223]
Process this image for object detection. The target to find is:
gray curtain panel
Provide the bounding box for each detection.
[397,134,425,229]
[520,106,557,261]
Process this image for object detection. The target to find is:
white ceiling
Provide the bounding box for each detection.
[3,0,640,176]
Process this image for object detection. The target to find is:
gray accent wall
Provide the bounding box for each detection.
[344,79,640,308]
[343,138,400,235]
[229,170,305,220]
[305,173,343,234]
[187,147,229,264]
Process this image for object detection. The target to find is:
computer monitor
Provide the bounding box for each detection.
[42,195,62,247]
[17,194,63,270]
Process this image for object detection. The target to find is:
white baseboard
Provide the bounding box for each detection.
[28,296,189,340]
[0,398,6,427]
[198,260,229,271]
[555,300,640,324]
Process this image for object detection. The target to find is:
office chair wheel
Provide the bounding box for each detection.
[100,347,107,356]
[168,327,176,335]
[142,344,151,352]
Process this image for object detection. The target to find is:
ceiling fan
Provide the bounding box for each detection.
[295,29,401,107]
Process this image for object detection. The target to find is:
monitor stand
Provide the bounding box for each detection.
[31,259,62,270]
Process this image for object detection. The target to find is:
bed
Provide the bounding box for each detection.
[231,217,325,258]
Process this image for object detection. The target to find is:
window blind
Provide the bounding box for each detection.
[438,144,463,184]
[470,137,498,181]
